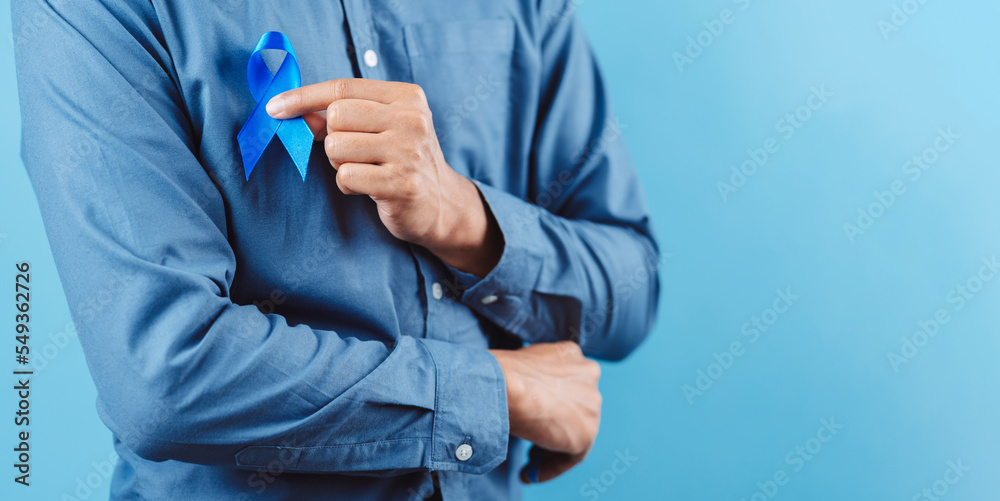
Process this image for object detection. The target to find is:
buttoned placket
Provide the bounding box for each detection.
[342,0,386,81]
[339,4,476,497]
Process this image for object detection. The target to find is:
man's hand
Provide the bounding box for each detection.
[267,79,502,277]
[489,341,602,483]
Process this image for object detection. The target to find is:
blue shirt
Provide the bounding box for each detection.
[12,0,659,499]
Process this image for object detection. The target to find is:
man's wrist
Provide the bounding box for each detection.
[488,350,523,428]
[427,173,503,277]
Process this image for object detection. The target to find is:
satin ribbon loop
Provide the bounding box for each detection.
[237,31,313,181]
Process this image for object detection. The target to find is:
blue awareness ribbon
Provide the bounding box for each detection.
[237,32,314,181]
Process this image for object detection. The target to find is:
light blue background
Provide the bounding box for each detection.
[3,1,999,499]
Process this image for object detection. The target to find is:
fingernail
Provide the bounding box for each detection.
[266,95,285,118]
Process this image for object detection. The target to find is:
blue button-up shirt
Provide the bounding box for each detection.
[13,0,659,499]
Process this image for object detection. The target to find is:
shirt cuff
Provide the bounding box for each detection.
[449,181,549,341]
[417,337,509,474]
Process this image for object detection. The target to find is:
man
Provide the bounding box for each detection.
[13,0,659,499]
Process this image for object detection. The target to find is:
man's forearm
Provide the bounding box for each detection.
[446,182,660,361]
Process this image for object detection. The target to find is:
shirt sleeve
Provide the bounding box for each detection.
[12,0,506,475]
[449,0,661,361]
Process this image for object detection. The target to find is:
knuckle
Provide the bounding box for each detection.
[330,79,350,101]
[407,83,427,102]
[326,102,341,128]
[325,135,338,157]
[337,164,353,186]
[407,110,432,135]
[564,341,583,359]
[404,144,425,164]
[588,360,601,379]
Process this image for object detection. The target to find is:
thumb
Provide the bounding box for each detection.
[302,111,327,141]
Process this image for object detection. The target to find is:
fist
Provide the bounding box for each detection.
[490,341,603,483]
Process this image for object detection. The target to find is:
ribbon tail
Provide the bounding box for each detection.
[237,100,281,180]
[237,127,264,181]
[276,116,314,181]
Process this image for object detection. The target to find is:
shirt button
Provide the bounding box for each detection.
[363,49,378,68]
[432,282,443,300]
[481,295,498,305]
[455,444,473,461]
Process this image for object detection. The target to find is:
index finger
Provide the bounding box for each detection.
[267,78,411,119]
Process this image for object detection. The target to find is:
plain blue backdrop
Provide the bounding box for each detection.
[3,1,999,499]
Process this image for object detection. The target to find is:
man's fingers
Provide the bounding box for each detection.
[520,449,585,484]
[536,452,584,483]
[335,163,393,198]
[303,112,327,140]
[327,99,394,134]
[556,340,584,361]
[268,78,422,118]
[324,132,386,165]
[305,98,413,140]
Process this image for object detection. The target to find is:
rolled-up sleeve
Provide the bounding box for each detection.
[13,0,507,475]
[451,1,661,362]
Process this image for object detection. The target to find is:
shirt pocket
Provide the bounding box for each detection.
[403,18,516,179]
